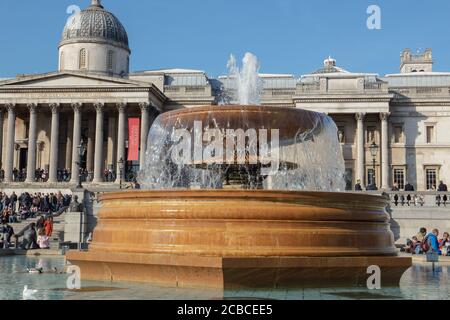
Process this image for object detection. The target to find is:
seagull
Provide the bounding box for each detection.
[22,285,38,300]
[27,267,43,274]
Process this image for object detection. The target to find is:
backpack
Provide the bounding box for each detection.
[421,235,431,252]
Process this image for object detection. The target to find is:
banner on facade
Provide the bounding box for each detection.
[128,118,140,161]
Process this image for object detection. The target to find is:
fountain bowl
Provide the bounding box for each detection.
[67,190,411,289]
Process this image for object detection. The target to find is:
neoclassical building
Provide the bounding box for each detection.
[1,0,449,191]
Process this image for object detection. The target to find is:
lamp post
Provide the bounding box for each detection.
[118,157,124,189]
[369,141,379,187]
[76,139,87,189]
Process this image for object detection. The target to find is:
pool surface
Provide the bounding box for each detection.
[0,255,449,300]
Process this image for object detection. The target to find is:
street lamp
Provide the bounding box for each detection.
[118,157,124,189]
[76,139,87,189]
[369,141,379,187]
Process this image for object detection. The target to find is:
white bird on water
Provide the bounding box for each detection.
[22,285,38,300]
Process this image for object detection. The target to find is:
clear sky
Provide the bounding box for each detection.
[1,0,450,78]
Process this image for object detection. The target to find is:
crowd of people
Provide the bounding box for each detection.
[0,191,71,250]
[0,168,139,184]
[402,227,450,256]
[0,169,74,183]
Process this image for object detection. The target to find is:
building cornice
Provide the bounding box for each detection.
[0,87,153,93]
[293,97,392,103]
[391,101,450,107]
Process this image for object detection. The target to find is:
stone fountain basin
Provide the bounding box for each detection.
[67,190,412,289]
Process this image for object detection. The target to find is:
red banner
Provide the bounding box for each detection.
[128,118,140,161]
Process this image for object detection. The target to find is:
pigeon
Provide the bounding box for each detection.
[22,285,38,300]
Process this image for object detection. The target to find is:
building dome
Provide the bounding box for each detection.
[60,0,129,51]
[58,0,131,77]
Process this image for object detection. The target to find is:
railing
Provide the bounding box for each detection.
[384,191,450,208]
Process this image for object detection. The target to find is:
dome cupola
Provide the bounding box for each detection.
[58,0,130,77]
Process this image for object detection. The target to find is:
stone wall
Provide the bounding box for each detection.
[389,207,450,245]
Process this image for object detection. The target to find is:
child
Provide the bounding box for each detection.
[36,228,50,249]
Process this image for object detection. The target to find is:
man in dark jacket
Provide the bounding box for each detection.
[404,182,414,191]
[404,182,414,205]
[437,181,448,206]
[438,181,448,192]
[354,180,363,191]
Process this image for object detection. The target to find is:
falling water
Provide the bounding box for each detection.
[138,54,346,192]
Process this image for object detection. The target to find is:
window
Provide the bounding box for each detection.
[107,50,114,71]
[79,49,87,69]
[366,126,376,143]
[426,168,437,190]
[393,168,405,190]
[393,125,404,143]
[426,125,435,144]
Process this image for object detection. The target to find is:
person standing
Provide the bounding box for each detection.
[404,182,414,205]
[354,180,363,191]
[10,192,17,213]
[44,217,53,238]
[438,180,448,206]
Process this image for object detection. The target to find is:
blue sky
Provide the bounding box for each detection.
[1,0,450,78]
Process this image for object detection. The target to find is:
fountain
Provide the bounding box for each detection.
[67,53,411,289]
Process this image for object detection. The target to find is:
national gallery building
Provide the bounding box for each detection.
[1,0,449,191]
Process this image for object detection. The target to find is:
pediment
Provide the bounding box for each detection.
[0,71,149,88]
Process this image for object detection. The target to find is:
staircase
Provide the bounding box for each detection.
[8,214,66,250]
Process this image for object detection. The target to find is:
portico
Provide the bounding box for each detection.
[0,71,165,184]
[294,58,393,190]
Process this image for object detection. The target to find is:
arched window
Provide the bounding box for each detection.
[79,49,87,69]
[107,50,114,71]
[60,51,65,71]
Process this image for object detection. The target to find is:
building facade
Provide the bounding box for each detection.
[0,0,449,191]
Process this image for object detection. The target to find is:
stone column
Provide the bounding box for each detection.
[70,103,83,183]
[65,116,73,170]
[25,103,38,183]
[86,117,95,179]
[48,103,60,183]
[4,104,16,183]
[355,113,366,188]
[107,115,117,171]
[93,102,105,183]
[0,108,4,171]
[380,112,390,190]
[115,103,127,184]
[139,102,150,169]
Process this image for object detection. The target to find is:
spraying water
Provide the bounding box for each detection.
[226,53,263,105]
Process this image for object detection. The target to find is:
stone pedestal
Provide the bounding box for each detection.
[63,212,87,244]
[67,190,412,289]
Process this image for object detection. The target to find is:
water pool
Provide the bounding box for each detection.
[0,255,448,300]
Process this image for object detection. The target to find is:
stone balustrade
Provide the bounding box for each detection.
[384,191,450,208]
